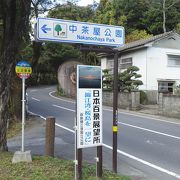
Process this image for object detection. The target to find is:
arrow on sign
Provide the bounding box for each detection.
[41,24,51,33]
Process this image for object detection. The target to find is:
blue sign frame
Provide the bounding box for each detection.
[37,17,125,47]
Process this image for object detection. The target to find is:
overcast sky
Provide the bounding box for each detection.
[77,0,100,6]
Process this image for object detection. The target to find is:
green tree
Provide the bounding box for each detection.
[111,0,150,33]
[102,69,113,91]
[40,42,81,71]
[126,30,153,43]
[94,0,115,25]
[48,2,94,22]
[175,23,180,33]
[102,66,143,93]
[143,0,180,34]
[30,0,64,85]
[0,0,31,151]
[118,66,143,92]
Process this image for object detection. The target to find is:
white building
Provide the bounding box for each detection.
[101,31,180,95]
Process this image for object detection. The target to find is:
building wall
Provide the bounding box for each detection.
[120,49,147,90]
[146,47,180,90]
[101,49,148,90]
[101,47,180,92]
[101,57,108,70]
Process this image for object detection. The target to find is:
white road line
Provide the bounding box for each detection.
[55,123,74,133]
[104,108,180,125]
[31,97,40,102]
[118,122,180,140]
[52,103,180,140]
[28,111,74,133]
[29,89,37,92]
[49,91,75,103]
[49,90,180,125]
[103,144,180,179]
[28,110,180,179]
[52,104,75,112]
[28,111,45,120]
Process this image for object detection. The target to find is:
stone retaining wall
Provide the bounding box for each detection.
[103,91,140,110]
[158,93,180,118]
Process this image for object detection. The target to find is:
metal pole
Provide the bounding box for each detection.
[75,117,77,180]
[77,148,82,180]
[75,65,82,180]
[22,77,25,152]
[96,146,103,178]
[112,51,119,173]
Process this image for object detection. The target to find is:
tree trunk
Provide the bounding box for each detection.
[163,0,166,33]
[0,0,31,151]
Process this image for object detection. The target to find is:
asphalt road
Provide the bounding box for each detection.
[27,86,180,180]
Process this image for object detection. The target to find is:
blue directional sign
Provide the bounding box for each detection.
[41,24,51,33]
[37,17,124,47]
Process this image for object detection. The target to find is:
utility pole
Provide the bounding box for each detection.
[112,51,119,173]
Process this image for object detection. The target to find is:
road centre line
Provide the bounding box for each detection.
[31,97,40,102]
[28,110,180,179]
[52,104,75,112]
[49,90,180,125]
[103,108,180,125]
[52,103,180,140]
[119,122,180,140]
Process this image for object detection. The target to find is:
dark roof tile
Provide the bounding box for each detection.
[118,31,175,52]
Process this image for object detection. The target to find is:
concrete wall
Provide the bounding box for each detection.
[103,91,140,110]
[158,93,180,118]
[145,90,158,104]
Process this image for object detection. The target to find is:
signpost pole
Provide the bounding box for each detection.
[112,51,119,173]
[77,148,82,180]
[22,77,26,152]
[12,61,32,163]
[75,117,77,180]
[96,146,102,178]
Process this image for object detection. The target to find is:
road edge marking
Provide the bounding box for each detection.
[49,90,180,125]
[103,143,180,179]
[28,110,180,179]
[31,97,40,102]
[49,91,75,103]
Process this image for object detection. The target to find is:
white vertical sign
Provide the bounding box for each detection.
[77,65,102,148]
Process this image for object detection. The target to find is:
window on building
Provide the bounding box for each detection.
[167,54,180,66]
[158,81,175,93]
[107,57,132,74]
[119,57,132,70]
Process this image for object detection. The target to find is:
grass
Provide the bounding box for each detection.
[7,121,22,139]
[0,152,131,180]
[6,115,131,179]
